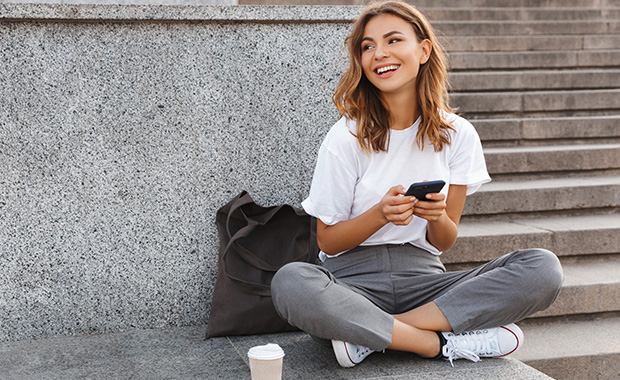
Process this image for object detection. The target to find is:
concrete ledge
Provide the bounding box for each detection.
[0,326,553,380]
[4,0,238,5]
[0,3,361,22]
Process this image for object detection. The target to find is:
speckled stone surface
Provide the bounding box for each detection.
[0,327,553,380]
[0,4,353,342]
[3,0,237,5]
[0,3,362,21]
[1,0,238,6]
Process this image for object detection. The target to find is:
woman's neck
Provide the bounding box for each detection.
[383,90,419,131]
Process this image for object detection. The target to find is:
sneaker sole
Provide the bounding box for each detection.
[331,340,357,368]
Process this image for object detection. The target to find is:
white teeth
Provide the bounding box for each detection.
[376,65,399,74]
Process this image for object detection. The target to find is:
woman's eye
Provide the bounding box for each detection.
[362,44,374,51]
[388,38,400,44]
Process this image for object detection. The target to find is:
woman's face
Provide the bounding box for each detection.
[360,14,431,97]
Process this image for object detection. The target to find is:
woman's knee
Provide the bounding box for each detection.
[521,248,564,302]
[272,261,324,291]
[534,248,563,288]
[271,262,328,317]
[272,262,308,298]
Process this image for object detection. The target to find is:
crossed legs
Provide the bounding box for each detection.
[271,247,563,358]
[389,302,449,357]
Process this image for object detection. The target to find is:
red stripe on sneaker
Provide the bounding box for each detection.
[344,343,356,364]
[498,326,520,357]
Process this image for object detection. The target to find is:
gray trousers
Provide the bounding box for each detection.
[271,244,563,351]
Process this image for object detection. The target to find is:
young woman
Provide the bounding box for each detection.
[271,0,563,368]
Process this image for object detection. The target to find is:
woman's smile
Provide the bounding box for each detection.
[374,64,401,78]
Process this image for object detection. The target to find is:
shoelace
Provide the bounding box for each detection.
[442,332,499,367]
[354,345,373,362]
[442,344,481,366]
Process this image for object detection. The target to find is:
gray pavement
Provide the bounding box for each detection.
[0,326,553,379]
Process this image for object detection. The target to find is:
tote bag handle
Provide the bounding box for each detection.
[221,192,316,296]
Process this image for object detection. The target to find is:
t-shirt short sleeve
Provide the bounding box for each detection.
[448,116,491,195]
[301,119,360,225]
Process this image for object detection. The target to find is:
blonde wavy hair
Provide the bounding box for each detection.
[333,0,454,153]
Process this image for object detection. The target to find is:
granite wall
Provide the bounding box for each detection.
[2,0,237,5]
[0,3,360,342]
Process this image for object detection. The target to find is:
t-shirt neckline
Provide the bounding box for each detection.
[390,116,421,133]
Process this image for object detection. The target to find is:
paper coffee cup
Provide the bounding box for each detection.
[248,343,285,380]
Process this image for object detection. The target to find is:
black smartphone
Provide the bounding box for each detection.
[404,180,446,201]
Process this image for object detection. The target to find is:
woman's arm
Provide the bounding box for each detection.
[317,185,417,255]
[413,184,467,252]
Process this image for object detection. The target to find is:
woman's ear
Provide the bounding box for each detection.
[419,39,432,64]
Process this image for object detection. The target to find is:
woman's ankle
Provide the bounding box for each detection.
[418,330,444,359]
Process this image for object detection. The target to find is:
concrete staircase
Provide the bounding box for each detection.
[426,1,620,379]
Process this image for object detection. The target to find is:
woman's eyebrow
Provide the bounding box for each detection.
[383,31,404,38]
[361,30,405,43]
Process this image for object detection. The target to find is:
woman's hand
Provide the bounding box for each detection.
[380,185,418,225]
[412,191,447,222]
[317,184,466,254]
[425,185,467,252]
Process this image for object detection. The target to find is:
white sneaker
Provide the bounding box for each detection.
[331,340,375,368]
[441,324,524,366]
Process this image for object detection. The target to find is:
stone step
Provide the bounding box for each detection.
[436,20,620,36]
[424,7,620,21]
[239,1,620,22]
[444,34,620,52]
[513,316,620,380]
[444,252,620,334]
[409,0,620,8]
[531,257,620,319]
[483,143,620,175]
[450,69,620,92]
[444,214,620,264]
[473,116,620,142]
[450,89,620,115]
[239,0,619,7]
[462,175,620,216]
[239,1,620,21]
[449,49,620,70]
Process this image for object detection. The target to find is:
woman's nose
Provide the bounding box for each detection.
[374,45,390,59]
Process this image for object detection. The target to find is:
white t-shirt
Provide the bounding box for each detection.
[302,113,490,260]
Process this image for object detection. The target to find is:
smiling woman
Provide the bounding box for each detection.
[270,0,563,371]
[334,1,454,154]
